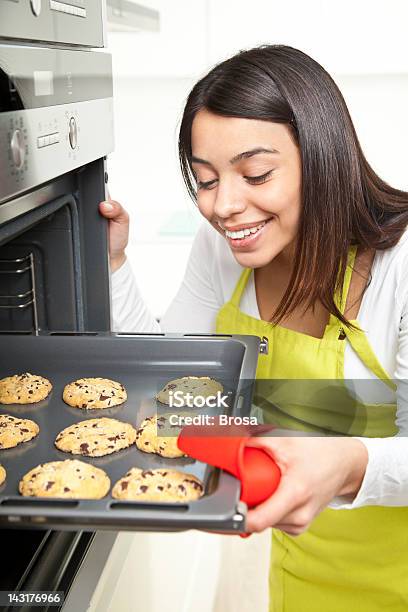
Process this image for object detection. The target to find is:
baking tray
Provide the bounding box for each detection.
[0,332,260,533]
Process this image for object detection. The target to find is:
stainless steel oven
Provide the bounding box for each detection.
[0,0,106,48]
[0,36,117,611]
[0,44,113,333]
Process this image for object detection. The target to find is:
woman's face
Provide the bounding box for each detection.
[191,109,302,269]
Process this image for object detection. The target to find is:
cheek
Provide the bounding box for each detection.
[196,192,215,221]
[262,181,301,223]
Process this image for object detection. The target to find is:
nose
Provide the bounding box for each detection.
[213,178,246,220]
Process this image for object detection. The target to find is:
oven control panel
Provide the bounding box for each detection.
[0,99,114,204]
[0,0,105,47]
[0,45,113,205]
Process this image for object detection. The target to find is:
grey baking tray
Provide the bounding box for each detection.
[0,332,260,533]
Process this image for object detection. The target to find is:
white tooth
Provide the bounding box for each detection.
[225,220,271,239]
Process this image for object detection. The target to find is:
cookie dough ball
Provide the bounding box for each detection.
[19,459,110,499]
[112,468,204,502]
[135,414,187,458]
[55,417,137,457]
[156,376,223,406]
[0,373,52,404]
[63,377,127,409]
[0,414,39,449]
[0,464,6,486]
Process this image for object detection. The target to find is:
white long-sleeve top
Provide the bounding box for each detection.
[111,220,408,509]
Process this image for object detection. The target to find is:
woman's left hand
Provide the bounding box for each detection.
[244,436,368,536]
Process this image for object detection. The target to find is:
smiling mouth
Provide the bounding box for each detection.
[217,217,274,240]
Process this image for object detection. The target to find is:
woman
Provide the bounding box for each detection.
[101,45,408,611]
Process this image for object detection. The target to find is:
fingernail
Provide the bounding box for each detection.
[102,201,113,211]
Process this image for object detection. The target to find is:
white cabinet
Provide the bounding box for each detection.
[207,0,408,75]
[107,0,208,78]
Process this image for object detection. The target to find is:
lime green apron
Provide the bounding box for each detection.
[216,246,408,611]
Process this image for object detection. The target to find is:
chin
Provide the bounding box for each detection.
[232,250,275,269]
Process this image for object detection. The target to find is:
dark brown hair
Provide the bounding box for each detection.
[178,45,408,327]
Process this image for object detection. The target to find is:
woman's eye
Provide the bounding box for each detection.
[197,179,218,190]
[244,170,274,185]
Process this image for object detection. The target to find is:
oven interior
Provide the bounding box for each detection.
[0,159,111,610]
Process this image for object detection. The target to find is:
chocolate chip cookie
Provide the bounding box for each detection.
[0,373,52,404]
[0,414,39,449]
[135,414,187,458]
[19,459,110,499]
[63,377,127,409]
[112,467,204,502]
[0,464,6,486]
[156,376,223,406]
[55,417,137,457]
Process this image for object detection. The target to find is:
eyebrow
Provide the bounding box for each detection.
[191,147,280,166]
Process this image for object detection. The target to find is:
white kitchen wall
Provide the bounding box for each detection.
[207,0,408,74]
[106,76,200,319]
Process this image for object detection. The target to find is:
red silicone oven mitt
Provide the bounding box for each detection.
[177,420,281,507]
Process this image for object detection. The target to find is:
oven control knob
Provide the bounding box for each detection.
[30,0,42,16]
[10,129,25,169]
[69,117,77,149]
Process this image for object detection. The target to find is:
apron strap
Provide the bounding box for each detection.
[342,323,397,391]
[230,268,252,307]
[336,245,396,391]
[335,244,358,315]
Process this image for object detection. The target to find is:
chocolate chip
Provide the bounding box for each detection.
[184,479,203,490]
[140,485,148,493]
[99,394,110,401]
[157,485,164,491]
[178,485,186,492]
[45,481,54,491]
[142,470,154,477]
[167,384,177,390]
[64,487,70,492]
[81,403,87,408]
[80,443,89,452]
[121,481,129,490]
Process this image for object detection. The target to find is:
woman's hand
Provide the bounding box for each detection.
[244,436,368,536]
[98,198,130,272]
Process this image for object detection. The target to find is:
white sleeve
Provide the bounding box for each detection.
[330,258,408,509]
[159,222,222,333]
[111,258,161,333]
[111,221,222,334]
